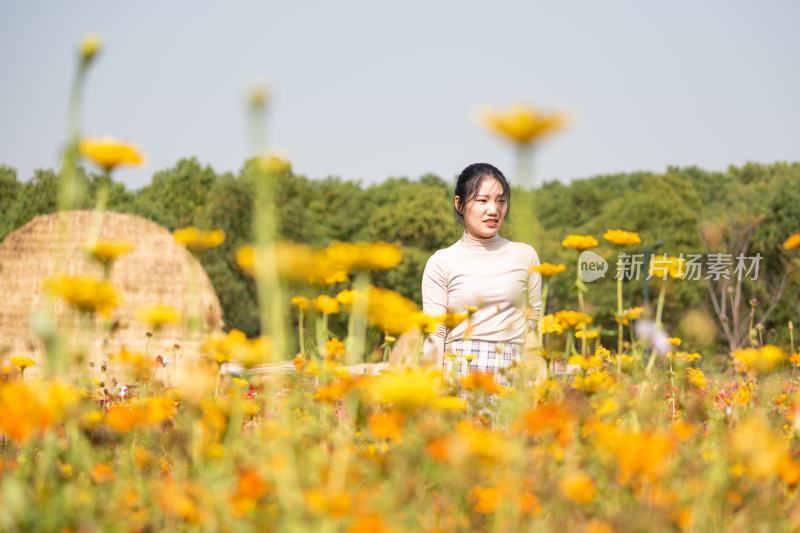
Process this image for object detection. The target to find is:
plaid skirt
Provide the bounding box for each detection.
[442,339,522,388]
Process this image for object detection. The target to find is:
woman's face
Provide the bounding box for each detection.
[456,177,508,239]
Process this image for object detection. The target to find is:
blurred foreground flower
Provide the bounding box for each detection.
[78,33,102,63]
[135,304,181,330]
[257,153,291,174]
[732,345,785,375]
[80,137,145,172]
[236,241,400,285]
[173,227,225,253]
[44,274,120,316]
[366,286,420,334]
[83,239,133,266]
[203,329,272,368]
[0,380,79,442]
[477,103,568,145]
[365,369,441,410]
[603,229,641,247]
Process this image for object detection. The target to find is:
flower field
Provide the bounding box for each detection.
[3,35,800,533]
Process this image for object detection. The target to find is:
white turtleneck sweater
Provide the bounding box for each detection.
[421,232,542,359]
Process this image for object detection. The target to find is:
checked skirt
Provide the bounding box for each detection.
[442,339,522,388]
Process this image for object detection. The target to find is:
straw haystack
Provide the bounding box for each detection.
[0,210,223,383]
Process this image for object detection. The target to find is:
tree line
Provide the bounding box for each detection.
[1,159,798,354]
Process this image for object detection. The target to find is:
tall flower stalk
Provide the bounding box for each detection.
[603,229,641,354]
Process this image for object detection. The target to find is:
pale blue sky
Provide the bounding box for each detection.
[1,0,798,190]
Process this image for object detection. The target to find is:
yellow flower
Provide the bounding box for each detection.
[568,355,603,371]
[235,245,256,276]
[79,137,145,172]
[667,351,701,363]
[79,33,102,62]
[478,102,569,145]
[783,234,800,250]
[685,368,707,389]
[538,314,565,335]
[668,337,682,346]
[364,369,441,410]
[554,310,592,329]
[603,229,641,247]
[44,274,120,316]
[135,304,181,329]
[432,396,466,411]
[313,295,340,315]
[210,330,272,367]
[173,227,225,253]
[366,287,419,334]
[575,330,599,340]
[258,154,291,174]
[649,255,686,279]
[10,356,36,369]
[323,241,402,272]
[335,289,357,306]
[325,338,345,360]
[732,345,785,375]
[430,311,468,329]
[730,417,788,480]
[83,239,133,265]
[531,263,566,277]
[290,296,311,310]
[384,335,397,343]
[562,234,598,250]
[615,306,644,325]
[571,371,614,394]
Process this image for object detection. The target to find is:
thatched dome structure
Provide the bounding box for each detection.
[0,210,223,382]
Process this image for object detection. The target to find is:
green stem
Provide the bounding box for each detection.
[298,309,305,355]
[538,280,549,349]
[617,276,624,354]
[655,284,666,329]
[345,272,369,366]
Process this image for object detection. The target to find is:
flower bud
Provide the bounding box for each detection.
[79,33,102,63]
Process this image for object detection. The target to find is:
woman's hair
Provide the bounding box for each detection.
[453,163,511,226]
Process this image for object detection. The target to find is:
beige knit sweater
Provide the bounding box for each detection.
[421,232,542,360]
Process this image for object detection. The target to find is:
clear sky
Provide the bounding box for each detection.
[1,0,798,191]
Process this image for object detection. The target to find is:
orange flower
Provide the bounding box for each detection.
[90,463,115,484]
[562,234,598,250]
[368,411,405,442]
[783,233,800,250]
[559,471,597,504]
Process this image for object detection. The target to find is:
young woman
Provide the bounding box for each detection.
[421,163,542,385]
